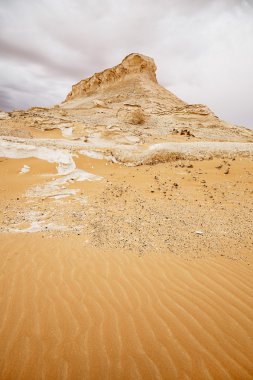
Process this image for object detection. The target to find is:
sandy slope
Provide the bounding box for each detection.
[0,234,253,380]
[0,153,253,379]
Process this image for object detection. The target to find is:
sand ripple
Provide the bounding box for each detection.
[1,235,253,379]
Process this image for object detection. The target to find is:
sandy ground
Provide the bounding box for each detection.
[1,154,253,379]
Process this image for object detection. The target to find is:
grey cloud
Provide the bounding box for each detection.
[0,37,86,78]
[0,0,252,128]
[0,90,14,111]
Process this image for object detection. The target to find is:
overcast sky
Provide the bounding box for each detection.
[0,0,252,128]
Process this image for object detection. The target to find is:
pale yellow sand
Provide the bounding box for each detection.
[0,156,253,379]
[0,234,253,379]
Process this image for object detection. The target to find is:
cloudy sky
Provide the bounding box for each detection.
[0,0,252,128]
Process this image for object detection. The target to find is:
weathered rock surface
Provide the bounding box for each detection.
[60,53,253,143]
[66,53,158,101]
[0,53,253,165]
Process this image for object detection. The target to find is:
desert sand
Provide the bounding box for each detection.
[0,53,253,379]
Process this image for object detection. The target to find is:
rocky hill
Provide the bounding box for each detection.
[0,53,253,165]
[60,53,253,143]
[65,53,159,101]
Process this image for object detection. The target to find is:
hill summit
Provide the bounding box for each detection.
[66,53,158,101]
[60,53,252,144]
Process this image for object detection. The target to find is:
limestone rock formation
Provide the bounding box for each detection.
[62,53,186,118]
[66,53,158,101]
[0,53,253,159]
[59,53,253,144]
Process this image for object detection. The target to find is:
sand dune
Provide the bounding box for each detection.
[1,234,253,380]
[0,154,253,379]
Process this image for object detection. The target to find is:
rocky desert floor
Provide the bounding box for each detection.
[1,150,253,379]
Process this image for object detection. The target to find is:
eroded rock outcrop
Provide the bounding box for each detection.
[1,53,253,147]
[66,53,157,101]
[59,53,253,143]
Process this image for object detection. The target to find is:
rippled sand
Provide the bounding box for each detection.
[1,234,253,379]
[1,154,253,379]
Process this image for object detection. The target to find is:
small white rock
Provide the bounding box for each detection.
[20,165,30,174]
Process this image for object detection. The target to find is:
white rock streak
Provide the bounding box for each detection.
[0,138,102,199]
[0,139,75,175]
[20,165,30,174]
